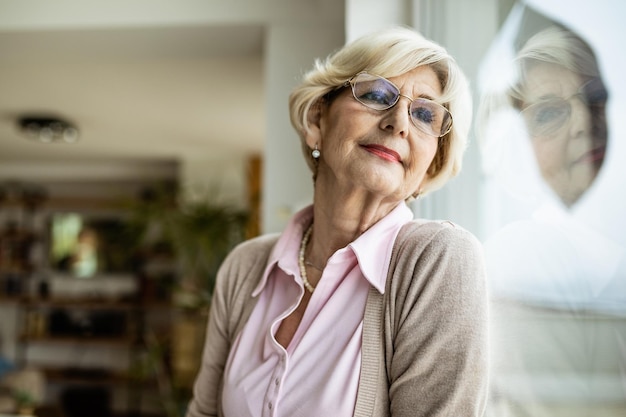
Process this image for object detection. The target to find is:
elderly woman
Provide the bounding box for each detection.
[509,26,608,207]
[186,26,488,417]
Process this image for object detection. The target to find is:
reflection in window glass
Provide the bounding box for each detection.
[476,1,626,416]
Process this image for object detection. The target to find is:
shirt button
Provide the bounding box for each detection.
[274,378,280,386]
[268,402,273,410]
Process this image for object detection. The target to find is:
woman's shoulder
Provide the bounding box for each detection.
[218,233,281,286]
[388,219,487,309]
[397,219,482,254]
[215,233,281,306]
[225,233,281,262]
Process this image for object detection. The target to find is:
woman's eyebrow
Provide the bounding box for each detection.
[524,92,561,104]
[416,93,437,100]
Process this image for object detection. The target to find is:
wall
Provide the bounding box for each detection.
[262,23,345,233]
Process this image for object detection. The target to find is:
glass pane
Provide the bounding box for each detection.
[476,1,626,416]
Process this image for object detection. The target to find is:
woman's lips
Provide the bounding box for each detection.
[575,146,606,164]
[361,144,402,163]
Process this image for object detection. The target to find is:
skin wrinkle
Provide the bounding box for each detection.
[521,63,599,206]
[302,67,443,275]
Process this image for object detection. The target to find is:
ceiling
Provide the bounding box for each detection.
[0,20,265,178]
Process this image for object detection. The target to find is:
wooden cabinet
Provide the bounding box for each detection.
[0,182,177,416]
[10,288,168,416]
[0,179,230,416]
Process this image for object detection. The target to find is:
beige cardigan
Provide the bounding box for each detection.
[186,220,489,417]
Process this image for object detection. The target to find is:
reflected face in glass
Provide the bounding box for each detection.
[520,63,607,206]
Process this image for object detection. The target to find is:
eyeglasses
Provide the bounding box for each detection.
[345,72,453,138]
[521,77,608,137]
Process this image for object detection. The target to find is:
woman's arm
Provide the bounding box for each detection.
[185,262,234,417]
[387,224,489,417]
[185,234,277,417]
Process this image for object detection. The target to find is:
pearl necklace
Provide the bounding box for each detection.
[298,224,316,293]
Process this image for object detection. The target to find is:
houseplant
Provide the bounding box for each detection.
[130,183,249,308]
[128,183,249,415]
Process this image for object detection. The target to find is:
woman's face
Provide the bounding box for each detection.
[521,63,607,206]
[308,66,442,203]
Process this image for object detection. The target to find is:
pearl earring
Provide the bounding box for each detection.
[312,144,321,159]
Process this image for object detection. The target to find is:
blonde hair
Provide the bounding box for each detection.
[510,26,601,107]
[288,26,472,195]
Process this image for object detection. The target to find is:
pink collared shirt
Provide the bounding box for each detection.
[221,203,413,417]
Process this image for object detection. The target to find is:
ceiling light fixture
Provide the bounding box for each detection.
[17,115,79,143]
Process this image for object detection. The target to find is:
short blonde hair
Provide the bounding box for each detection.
[511,26,601,106]
[289,26,472,195]
[476,26,604,146]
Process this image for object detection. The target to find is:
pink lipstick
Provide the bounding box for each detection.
[361,144,401,163]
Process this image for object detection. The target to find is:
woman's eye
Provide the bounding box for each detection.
[359,89,395,106]
[533,105,567,125]
[411,106,435,124]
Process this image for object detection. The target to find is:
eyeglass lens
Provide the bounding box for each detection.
[523,99,572,136]
[523,77,608,136]
[350,73,452,137]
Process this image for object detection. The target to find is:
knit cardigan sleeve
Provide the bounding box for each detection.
[185,234,279,417]
[377,221,489,417]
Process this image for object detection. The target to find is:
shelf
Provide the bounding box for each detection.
[20,297,136,310]
[3,296,153,308]
[20,335,135,346]
[45,367,129,383]
[0,295,22,304]
[1,183,178,417]
[32,404,167,417]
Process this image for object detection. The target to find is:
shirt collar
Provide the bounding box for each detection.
[349,202,413,293]
[252,203,413,296]
[252,205,313,296]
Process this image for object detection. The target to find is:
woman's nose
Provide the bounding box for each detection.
[567,96,592,138]
[379,98,411,138]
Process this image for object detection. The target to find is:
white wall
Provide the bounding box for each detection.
[345,0,410,41]
[180,156,247,206]
[261,24,345,233]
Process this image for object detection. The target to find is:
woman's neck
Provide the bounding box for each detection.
[306,180,400,267]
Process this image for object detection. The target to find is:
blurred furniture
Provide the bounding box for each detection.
[0,368,44,415]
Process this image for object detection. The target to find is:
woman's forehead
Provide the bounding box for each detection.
[388,66,443,98]
[522,64,583,101]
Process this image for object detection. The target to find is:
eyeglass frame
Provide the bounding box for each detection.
[341,71,454,138]
[520,77,608,137]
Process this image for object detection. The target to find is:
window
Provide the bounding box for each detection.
[476,1,626,415]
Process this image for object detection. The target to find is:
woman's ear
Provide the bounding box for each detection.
[305,99,323,149]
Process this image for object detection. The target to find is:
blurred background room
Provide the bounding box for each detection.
[0,0,623,416]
